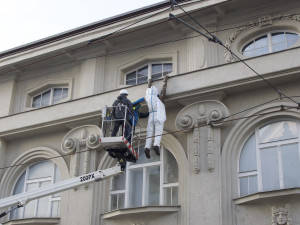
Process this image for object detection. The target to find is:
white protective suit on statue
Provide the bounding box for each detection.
[145,86,166,149]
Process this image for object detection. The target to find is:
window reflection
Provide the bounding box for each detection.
[239,120,300,196]
[259,121,298,143]
[109,147,179,210]
[242,31,299,57]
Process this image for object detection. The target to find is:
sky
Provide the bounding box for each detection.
[0,0,164,52]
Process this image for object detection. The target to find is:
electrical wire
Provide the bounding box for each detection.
[1,8,300,79]
[0,1,300,170]
[2,11,299,82]
[0,4,172,77]
[0,104,299,172]
[171,0,300,107]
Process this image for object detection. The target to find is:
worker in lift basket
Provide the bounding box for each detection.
[144,86,166,159]
[111,89,134,142]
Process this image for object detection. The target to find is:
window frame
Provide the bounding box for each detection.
[108,145,179,211]
[125,61,173,86]
[31,86,69,108]
[238,119,300,196]
[10,161,62,220]
[241,30,300,57]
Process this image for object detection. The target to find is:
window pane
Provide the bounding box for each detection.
[255,47,268,56]
[111,173,126,190]
[13,172,25,195]
[163,63,172,73]
[164,188,171,205]
[239,177,248,196]
[126,71,136,80]
[239,134,257,172]
[129,168,143,207]
[110,194,124,210]
[254,35,268,48]
[137,66,148,77]
[164,187,178,205]
[164,149,178,183]
[118,194,125,209]
[137,75,148,84]
[51,200,60,217]
[62,88,68,99]
[152,64,162,75]
[152,73,162,81]
[249,175,258,194]
[259,121,298,143]
[172,187,178,205]
[135,146,160,164]
[243,50,255,57]
[286,32,299,41]
[37,181,51,217]
[53,88,62,104]
[273,43,286,52]
[54,165,62,183]
[151,64,162,81]
[243,42,254,52]
[146,166,160,205]
[126,79,136,85]
[10,172,25,219]
[24,199,37,218]
[271,32,285,44]
[281,144,300,188]
[261,147,280,191]
[41,90,51,107]
[24,183,39,218]
[28,161,54,179]
[110,195,118,210]
[32,95,41,108]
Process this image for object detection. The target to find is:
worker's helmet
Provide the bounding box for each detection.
[120,89,128,95]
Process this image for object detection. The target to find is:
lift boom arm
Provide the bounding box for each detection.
[0,165,123,211]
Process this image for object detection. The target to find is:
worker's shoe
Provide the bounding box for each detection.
[144,148,151,159]
[153,146,160,156]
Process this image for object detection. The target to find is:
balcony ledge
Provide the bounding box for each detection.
[102,205,180,219]
[3,217,60,225]
[234,188,300,205]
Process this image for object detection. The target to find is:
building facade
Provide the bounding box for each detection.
[0,0,300,224]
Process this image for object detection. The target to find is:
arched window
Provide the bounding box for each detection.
[125,62,172,85]
[10,161,62,219]
[32,86,68,108]
[242,31,300,57]
[109,145,179,210]
[239,120,300,196]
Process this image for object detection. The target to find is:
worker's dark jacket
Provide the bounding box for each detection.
[112,94,134,120]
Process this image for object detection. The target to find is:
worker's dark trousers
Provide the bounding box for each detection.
[111,120,131,142]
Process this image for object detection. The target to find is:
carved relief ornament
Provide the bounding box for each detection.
[175,100,230,173]
[224,13,300,62]
[272,205,292,225]
[61,125,101,184]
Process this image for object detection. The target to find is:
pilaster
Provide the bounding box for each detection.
[175,100,230,225]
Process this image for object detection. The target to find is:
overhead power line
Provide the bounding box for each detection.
[0,104,299,172]
[170,0,300,107]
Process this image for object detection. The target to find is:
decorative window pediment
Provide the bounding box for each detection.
[224,14,300,62]
[116,52,177,87]
[125,62,172,85]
